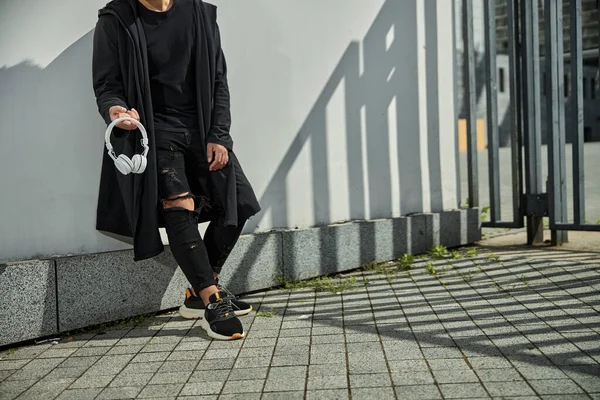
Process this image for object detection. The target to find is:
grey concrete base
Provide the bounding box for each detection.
[0,261,57,347]
[283,209,480,281]
[56,249,188,332]
[217,232,283,295]
[0,208,480,346]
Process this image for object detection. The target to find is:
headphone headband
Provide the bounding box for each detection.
[104,117,149,154]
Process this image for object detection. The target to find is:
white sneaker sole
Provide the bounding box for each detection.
[179,304,253,319]
[178,304,204,320]
[233,305,253,317]
[200,317,245,341]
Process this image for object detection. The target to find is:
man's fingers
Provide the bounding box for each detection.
[206,144,229,171]
[222,153,228,168]
[117,113,137,127]
[115,113,137,130]
[212,151,222,171]
[209,151,228,171]
[128,108,140,120]
[109,106,137,130]
[110,106,128,118]
[209,153,224,171]
[116,120,137,130]
[116,122,137,130]
[113,106,127,113]
[219,150,228,168]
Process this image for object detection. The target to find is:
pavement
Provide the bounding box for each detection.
[1,237,599,400]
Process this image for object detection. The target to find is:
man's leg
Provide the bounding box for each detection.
[156,134,245,340]
[201,217,254,316]
[162,193,218,306]
[163,194,245,340]
[203,217,247,278]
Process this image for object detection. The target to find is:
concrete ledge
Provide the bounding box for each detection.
[216,232,283,295]
[56,249,188,332]
[282,222,361,281]
[466,207,482,244]
[0,261,57,347]
[281,209,480,281]
[440,210,463,248]
[1,208,481,345]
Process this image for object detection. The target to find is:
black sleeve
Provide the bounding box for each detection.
[207,23,234,150]
[92,15,129,125]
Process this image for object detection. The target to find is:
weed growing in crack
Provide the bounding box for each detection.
[465,248,478,258]
[487,253,500,262]
[428,245,451,259]
[398,254,415,271]
[279,275,358,293]
[425,262,437,276]
[256,307,278,317]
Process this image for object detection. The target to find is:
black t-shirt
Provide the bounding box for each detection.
[138,0,199,132]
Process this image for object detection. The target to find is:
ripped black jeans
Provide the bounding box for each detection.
[157,129,245,291]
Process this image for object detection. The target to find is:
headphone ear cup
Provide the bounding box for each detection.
[115,154,134,175]
[137,154,147,174]
[131,154,142,174]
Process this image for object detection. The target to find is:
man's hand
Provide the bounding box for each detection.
[109,106,140,130]
[207,143,229,171]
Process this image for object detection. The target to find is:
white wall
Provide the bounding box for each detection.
[0,0,458,263]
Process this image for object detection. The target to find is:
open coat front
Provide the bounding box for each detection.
[92,0,260,261]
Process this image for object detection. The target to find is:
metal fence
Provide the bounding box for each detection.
[461,0,600,245]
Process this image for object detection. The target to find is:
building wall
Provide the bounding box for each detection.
[541,64,600,144]
[454,0,600,148]
[0,0,459,263]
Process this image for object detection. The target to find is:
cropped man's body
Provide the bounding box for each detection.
[93,0,260,340]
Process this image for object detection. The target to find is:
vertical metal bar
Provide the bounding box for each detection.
[483,0,501,223]
[571,0,585,225]
[462,0,479,208]
[555,0,569,244]
[453,0,462,212]
[522,0,544,244]
[507,0,524,226]
[551,0,569,246]
[545,0,568,245]
[545,0,559,237]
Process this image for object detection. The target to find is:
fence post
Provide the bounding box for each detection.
[521,0,545,244]
[545,0,569,245]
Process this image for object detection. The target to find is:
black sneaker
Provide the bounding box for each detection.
[200,292,245,340]
[179,287,253,319]
[178,288,205,320]
[218,285,253,317]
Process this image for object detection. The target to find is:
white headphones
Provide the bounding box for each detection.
[104,117,149,175]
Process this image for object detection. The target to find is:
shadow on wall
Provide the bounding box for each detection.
[0,31,179,326]
[0,0,451,299]
[0,30,132,264]
[233,0,446,286]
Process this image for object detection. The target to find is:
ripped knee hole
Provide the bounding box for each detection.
[162,194,195,209]
[160,168,176,178]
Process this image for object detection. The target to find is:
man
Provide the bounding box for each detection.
[92,0,261,340]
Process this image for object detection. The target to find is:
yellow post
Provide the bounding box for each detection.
[458,119,487,152]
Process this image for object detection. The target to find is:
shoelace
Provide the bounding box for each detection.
[218,285,236,300]
[207,299,234,318]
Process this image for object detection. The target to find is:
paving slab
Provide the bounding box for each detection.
[1,244,599,399]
